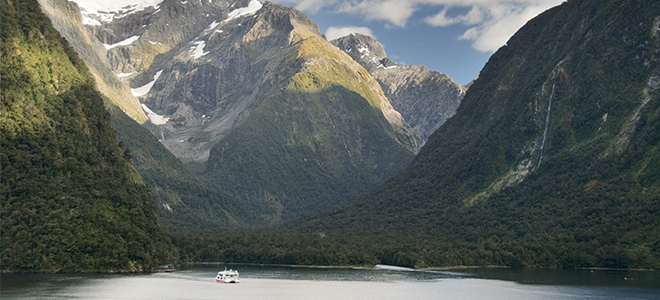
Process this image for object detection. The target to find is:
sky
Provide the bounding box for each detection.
[270,0,565,85]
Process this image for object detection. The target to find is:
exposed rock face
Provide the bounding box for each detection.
[36,0,148,123]
[332,33,466,141]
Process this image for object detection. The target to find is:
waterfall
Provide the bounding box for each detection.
[537,83,555,169]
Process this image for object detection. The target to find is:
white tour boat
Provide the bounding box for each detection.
[216,268,240,283]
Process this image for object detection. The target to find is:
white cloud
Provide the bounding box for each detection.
[272,0,339,14]
[325,26,377,41]
[336,1,417,27]
[424,1,563,52]
[271,0,564,52]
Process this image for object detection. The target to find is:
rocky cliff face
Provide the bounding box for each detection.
[36,0,148,123]
[332,33,466,141]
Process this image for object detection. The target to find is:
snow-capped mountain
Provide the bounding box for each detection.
[40,0,422,223]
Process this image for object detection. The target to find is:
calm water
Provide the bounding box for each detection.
[2,264,659,299]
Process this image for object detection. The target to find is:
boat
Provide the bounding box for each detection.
[216,268,240,283]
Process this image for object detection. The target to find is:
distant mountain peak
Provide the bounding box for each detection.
[331,33,391,72]
[332,32,466,141]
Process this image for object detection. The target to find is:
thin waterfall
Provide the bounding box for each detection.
[537,83,555,169]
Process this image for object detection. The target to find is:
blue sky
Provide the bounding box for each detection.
[270,0,565,85]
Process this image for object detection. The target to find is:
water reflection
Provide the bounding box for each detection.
[457,267,660,288]
[177,263,462,282]
[1,265,659,300]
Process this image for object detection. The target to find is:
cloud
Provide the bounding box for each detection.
[271,0,338,14]
[424,1,563,52]
[336,1,418,27]
[271,0,564,52]
[325,26,377,41]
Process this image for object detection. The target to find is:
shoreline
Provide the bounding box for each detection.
[3,263,655,275]
[179,262,658,272]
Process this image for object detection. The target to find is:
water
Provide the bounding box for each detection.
[2,264,659,299]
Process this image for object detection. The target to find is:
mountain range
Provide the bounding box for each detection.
[171,0,660,269]
[3,0,658,272]
[37,0,466,225]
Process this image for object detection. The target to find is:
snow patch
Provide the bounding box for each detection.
[207,21,220,31]
[149,41,163,45]
[225,0,262,22]
[141,104,170,125]
[383,65,398,70]
[82,16,101,26]
[103,35,140,50]
[358,46,369,59]
[115,72,136,78]
[190,41,209,59]
[70,0,163,23]
[131,70,163,97]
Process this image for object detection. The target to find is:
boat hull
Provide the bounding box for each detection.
[216,279,239,283]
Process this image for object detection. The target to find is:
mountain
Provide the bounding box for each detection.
[294,0,660,268]
[37,0,257,230]
[109,106,262,229]
[201,2,421,221]
[0,0,177,272]
[178,0,660,269]
[331,33,466,141]
[37,0,148,123]
[44,0,423,224]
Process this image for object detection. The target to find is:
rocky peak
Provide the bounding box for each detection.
[331,33,391,72]
[332,33,466,141]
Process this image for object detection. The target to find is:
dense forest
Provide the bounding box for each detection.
[169,0,660,269]
[109,106,263,230]
[1,0,176,272]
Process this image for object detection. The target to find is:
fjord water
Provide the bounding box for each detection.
[2,265,659,299]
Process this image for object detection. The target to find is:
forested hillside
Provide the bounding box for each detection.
[201,3,420,222]
[109,107,263,229]
[173,0,660,269]
[1,0,176,272]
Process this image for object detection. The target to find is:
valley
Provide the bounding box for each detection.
[1,0,659,273]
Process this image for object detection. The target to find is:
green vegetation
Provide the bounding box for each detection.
[205,35,416,222]
[109,107,262,229]
[1,0,176,272]
[174,0,660,269]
